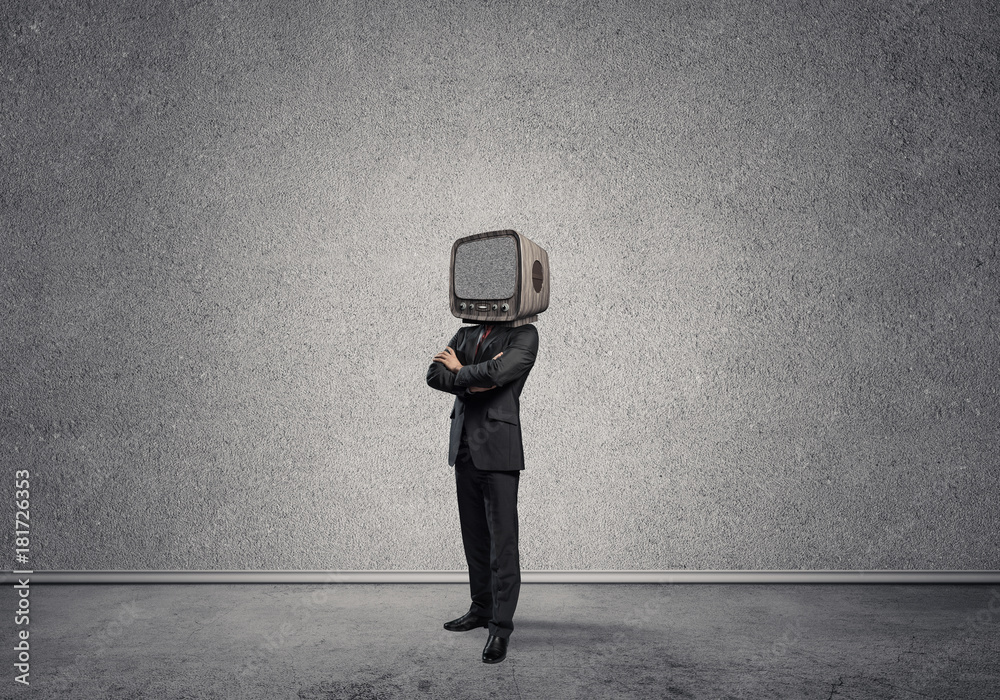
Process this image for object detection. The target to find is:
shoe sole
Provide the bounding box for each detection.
[482,654,506,664]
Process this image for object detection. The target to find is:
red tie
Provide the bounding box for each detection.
[474,325,494,361]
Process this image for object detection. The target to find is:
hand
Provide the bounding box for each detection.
[432,346,463,373]
[468,352,503,392]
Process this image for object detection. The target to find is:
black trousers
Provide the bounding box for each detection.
[454,431,521,639]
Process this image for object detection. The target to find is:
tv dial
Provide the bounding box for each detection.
[501,303,509,312]
[459,302,467,310]
[491,303,498,310]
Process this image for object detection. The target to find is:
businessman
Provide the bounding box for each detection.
[426,321,539,664]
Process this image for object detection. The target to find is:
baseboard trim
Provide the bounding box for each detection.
[4,570,999,584]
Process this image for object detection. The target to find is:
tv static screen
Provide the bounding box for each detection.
[453,235,517,299]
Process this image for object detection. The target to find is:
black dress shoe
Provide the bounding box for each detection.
[443,610,490,632]
[482,634,508,664]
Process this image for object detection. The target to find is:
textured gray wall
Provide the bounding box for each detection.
[3,0,998,571]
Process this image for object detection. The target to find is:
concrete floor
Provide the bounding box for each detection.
[2,584,997,699]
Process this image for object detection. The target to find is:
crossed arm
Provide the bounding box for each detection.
[426,330,472,395]
[433,347,503,392]
[425,325,539,395]
[425,328,496,395]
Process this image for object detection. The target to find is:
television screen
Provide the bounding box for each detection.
[453,235,517,299]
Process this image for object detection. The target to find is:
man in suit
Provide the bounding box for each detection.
[426,321,539,664]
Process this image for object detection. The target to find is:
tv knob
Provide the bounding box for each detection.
[501,303,510,312]
[491,303,498,311]
[459,302,466,310]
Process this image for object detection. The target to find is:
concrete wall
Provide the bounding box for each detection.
[3,0,998,571]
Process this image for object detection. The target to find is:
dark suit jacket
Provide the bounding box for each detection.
[426,324,539,471]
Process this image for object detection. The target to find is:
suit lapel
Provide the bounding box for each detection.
[477,325,507,362]
[459,325,481,365]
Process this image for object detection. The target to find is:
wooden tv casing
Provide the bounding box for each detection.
[449,229,549,326]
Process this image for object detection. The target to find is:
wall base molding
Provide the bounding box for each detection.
[4,570,999,584]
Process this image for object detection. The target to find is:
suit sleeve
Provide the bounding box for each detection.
[426,329,471,395]
[454,324,538,389]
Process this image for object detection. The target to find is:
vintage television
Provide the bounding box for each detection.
[450,229,550,326]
